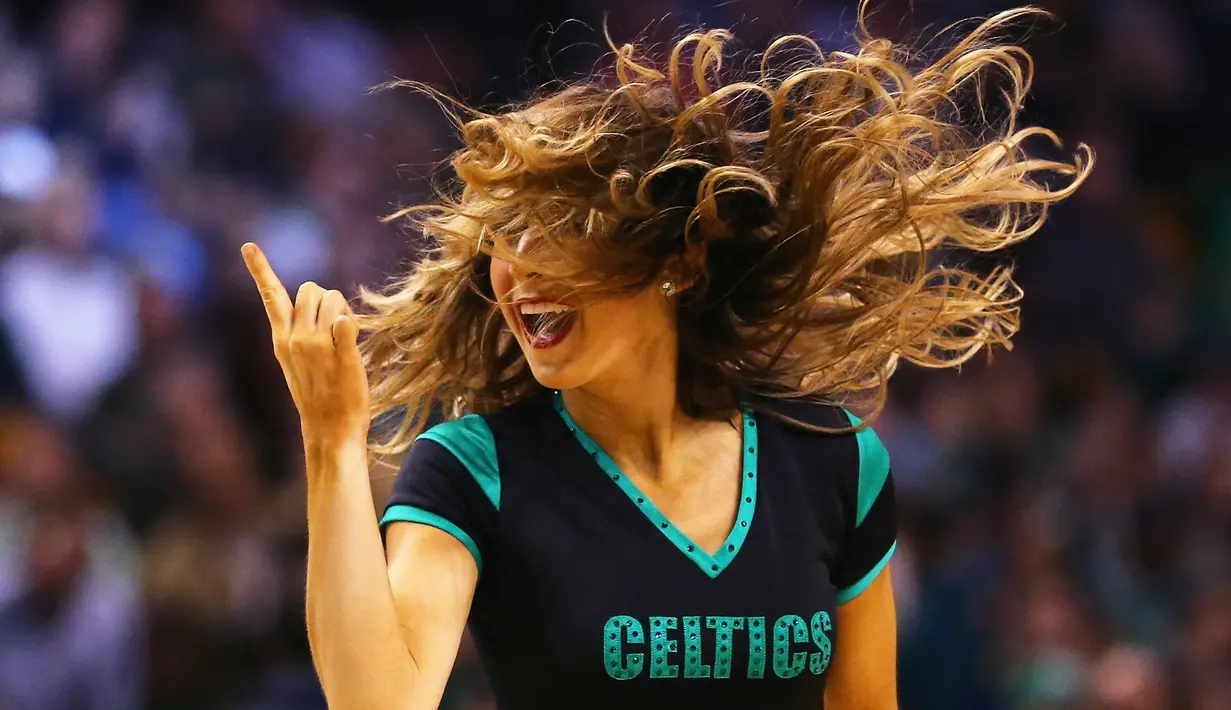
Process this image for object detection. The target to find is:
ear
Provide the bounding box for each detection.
[664,240,708,291]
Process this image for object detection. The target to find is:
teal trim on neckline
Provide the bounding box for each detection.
[380,504,483,575]
[835,541,896,604]
[552,391,757,579]
[843,410,891,527]
[418,415,501,510]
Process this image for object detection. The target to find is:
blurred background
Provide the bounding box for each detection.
[0,0,1228,708]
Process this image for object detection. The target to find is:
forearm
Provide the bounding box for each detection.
[304,434,417,710]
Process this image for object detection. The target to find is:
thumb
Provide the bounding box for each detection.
[331,314,361,360]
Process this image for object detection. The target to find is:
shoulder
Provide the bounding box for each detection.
[418,414,497,469]
[408,394,556,509]
[408,414,501,511]
[754,398,891,526]
[755,397,854,431]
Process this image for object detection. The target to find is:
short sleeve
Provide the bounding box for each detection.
[380,415,500,576]
[832,411,897,604]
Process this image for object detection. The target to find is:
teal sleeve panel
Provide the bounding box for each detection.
[381,415,501,579]
[832,410,897,596]
[835,542,896,604]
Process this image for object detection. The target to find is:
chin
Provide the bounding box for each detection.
[524,357,585,391]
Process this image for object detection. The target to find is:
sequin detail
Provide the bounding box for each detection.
[747,616,767,679]
[772,615,809,679]
[682,616,711,678]
[706,616,745,679]
[603,614,834,681]
[649,617,679,678]
[809,611,834,676]
[603,616,645,681]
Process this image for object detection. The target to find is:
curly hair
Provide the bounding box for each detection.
[359,4,1093,454]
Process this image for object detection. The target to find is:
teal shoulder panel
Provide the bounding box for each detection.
[418,414,501,510]
[842,410,891,528]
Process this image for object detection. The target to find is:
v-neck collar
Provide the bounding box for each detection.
[551,391,758,579]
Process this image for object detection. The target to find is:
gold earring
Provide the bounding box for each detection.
[660,280,677,297]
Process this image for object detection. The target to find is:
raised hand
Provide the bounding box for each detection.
[242,243,369,445]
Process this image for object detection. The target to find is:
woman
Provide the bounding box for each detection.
[242,6,1091,709]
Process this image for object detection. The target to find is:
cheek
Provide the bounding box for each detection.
[585,290,672,344]
[489,258,513,300]
[488,258,519,328]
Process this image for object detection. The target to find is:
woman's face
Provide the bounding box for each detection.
[489,238,678,392]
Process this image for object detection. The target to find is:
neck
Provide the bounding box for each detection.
[560,333,682,473]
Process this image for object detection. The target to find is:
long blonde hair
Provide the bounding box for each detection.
[359,5,1093,454]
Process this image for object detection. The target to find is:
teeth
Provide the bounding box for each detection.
[519,302,571,315]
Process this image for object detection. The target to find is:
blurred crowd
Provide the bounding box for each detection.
[0,0,1228,708]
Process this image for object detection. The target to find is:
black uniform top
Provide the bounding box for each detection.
[381,390,896,710]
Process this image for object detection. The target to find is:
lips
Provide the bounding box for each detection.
[515,299,576,349]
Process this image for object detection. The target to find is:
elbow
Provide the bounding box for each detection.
[328,700,415,710]
[315,652,426,710]
[321,685,423,710]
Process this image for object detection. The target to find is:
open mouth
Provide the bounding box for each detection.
[516,300,577,349]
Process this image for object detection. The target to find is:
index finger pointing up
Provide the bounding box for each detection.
[241,243,293,333]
